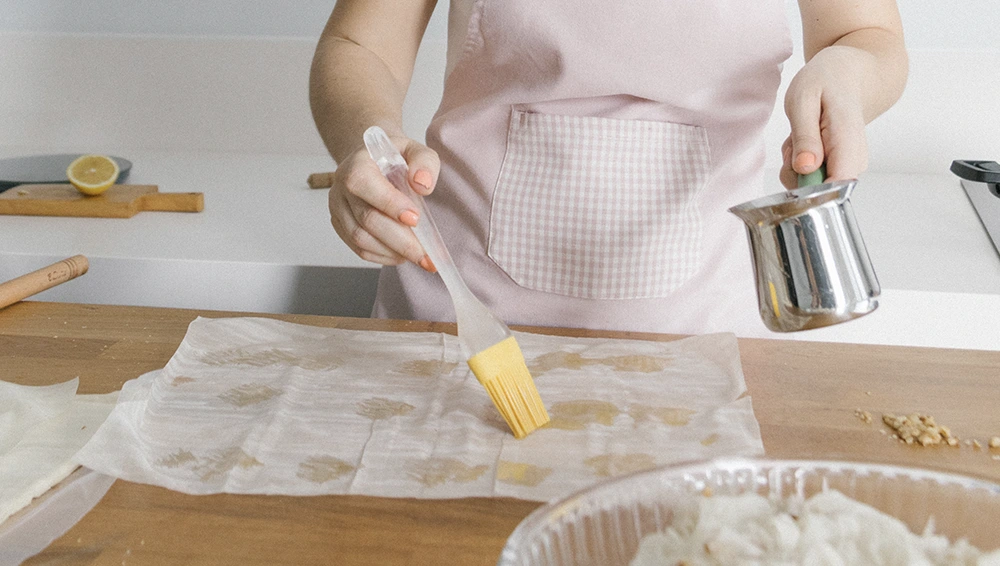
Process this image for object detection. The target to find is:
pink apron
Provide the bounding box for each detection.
[373,0,793,336]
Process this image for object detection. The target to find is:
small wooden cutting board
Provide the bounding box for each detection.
[0,184,204,218]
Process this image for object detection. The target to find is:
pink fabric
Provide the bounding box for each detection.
[491,109,709,299]
[373,0,793,336]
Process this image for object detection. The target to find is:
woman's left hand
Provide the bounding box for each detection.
[780,47,869,189]
[782,0,907,189]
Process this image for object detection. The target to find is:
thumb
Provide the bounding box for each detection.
[784,84,826,178]
[400,140,441,196]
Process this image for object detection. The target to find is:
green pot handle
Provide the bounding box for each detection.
[797,164,827,188]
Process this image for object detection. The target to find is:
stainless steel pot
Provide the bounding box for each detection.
[729,179,879,332]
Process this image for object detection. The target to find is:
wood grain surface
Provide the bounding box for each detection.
[0,184,203,217]
[2,301,999,565]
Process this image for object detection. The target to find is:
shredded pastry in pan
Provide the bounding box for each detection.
[631,489,1000,565]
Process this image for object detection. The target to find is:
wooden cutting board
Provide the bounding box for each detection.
[0,184,204,218]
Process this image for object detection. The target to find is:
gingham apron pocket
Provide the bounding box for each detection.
[487,110,710,300]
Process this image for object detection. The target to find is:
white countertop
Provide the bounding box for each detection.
[0,149,362,267]
[779,170,1000,351]
[0,149,381,318]
[1,149,998,350]
[850,172,1000,295]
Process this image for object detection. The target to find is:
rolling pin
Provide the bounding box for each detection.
[0,255,89,309]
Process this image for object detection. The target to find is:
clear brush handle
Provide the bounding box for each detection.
[363,126,510,355]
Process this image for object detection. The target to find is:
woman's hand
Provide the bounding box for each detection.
[780,47,869,189]
[309,0,439,268]
[782,0,907,189]
[329,135,440,271]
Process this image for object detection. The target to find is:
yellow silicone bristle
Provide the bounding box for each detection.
[467,336,550,439]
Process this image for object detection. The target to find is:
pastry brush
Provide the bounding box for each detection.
[364,126,549,438]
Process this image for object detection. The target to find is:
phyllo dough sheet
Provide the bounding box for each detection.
[77,317,762,502]
[0,379,117,525]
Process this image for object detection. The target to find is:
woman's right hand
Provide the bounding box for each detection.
[329,134,440,272]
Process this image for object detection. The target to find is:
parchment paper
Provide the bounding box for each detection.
[77,317,763,502]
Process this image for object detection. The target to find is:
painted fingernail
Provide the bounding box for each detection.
[418,255,437,273]
[795,151,817,170]
[413,169,433,191]
[399,210,419,227]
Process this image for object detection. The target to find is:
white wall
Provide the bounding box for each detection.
[0,2,449,157]
[0,1,997,172]
[0,1,334,37]
[3,1,993,49]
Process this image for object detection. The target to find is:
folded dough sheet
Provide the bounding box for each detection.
[77,317,763,502]
[0,379,117,524]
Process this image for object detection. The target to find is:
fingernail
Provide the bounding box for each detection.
[418,255,436,273]
[795,151,817,171]
[399,210,419,227]
[413,170,433,191]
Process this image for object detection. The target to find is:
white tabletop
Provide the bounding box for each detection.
[0,149,363,268]
[850,172,1000,295]
[0,149,380,318]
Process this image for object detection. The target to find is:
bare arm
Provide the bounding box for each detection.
[310,0,437,162]
[781,0,908,187]
[799,0,908,122]
[310,0,441,270]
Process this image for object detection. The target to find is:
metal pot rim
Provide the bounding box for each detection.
[729,179,857,223]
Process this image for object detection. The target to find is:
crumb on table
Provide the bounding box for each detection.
[881,413,959,447]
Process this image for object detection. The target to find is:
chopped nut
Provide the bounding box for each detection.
[974,440,983,451]
[990,437,1000,449]
[854,409,873,424]
[881,412,958,447]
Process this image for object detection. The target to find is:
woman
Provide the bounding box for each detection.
[309,0,907,335]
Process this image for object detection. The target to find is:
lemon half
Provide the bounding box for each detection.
[67,154,119,196]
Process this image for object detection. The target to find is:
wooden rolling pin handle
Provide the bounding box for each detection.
[140,192,205,212]
[307,172,335,189]
[0,255,89,310]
